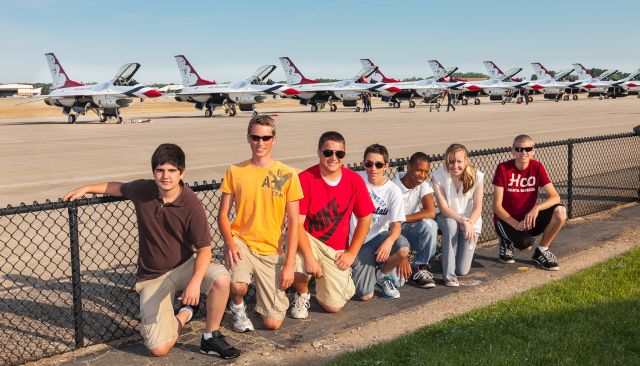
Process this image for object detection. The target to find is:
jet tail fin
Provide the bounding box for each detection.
[483,61,506,80]
[44,53,83,89]
[572,63,593,80]
[531,62,554,80]
[359,58,400,83]
[174,55,215,87]
[428,60,449,80]
[278,57,319,85]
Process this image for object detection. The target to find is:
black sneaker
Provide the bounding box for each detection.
[499,239,515,264]
[532,248,559,271]
[411,265,436,288]
[200,331,241,359]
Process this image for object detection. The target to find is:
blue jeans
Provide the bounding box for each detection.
[401,219,438,267]
[352,231,409,297]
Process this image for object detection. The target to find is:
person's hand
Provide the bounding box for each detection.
[462,220,476,242]
[224,242,244,269]
[375,240,393,263]
[279,263,295,290]
[178,280,201,306]
[524,206,540,230]
[304,256,324,279]
[63,187,88,201]
[397,257,412,282]
[335,251,356,270]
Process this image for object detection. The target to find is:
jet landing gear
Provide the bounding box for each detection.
[328,101,337,112]
[67,114,77,124]
[205,108,213,117]
[409,100,416,108]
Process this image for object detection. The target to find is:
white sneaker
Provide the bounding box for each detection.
[375,271,400,299]
[290,293,310,319]
[229,302,254,333]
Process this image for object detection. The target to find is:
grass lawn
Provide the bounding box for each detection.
[327,247,640,365]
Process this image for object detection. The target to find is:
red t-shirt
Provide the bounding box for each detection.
[299,165,374,250]
[492,159,551,223]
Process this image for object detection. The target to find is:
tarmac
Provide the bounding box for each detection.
[33,203,640,366]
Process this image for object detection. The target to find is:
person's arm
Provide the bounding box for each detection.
[179,246,212,306]
[297,215,323,278]
[469,181,484,226]
[217,192,243,269]
[433,180,476,240]
[336,213,372,270]
[279,200,299,290]
[492,185,524,230]
[405,193,436,222]
[63,182,123,201]
[524,182,561,230]
[375,221,401,263]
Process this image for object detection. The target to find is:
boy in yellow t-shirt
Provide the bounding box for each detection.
[218,115,303,332]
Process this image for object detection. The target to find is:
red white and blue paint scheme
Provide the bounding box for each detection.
[573,63,640,99]
[527,63,581,101]
[174,55,299,117]
[44,53,161,123]
[278,56,401,112]
[358,58,471,108]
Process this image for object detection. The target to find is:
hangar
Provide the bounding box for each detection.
[0,84,42,97]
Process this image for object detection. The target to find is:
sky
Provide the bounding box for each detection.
[2,0,639,84]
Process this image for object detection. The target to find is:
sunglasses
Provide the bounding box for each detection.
[249,135,274,142]
[513,146,534,153]
[364,160,385,169]
[322,149,346,159]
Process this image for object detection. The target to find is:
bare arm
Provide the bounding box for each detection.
[218,192,243,269]
[63,182,123,201]
[297,215,323,278]
[179,246,212,306]
[432,181,464,223]
[279,200,299,289]
[405,194,436,222]
[336,214,372,270]
[469,181,484,225]
[523,183,561,230]
[375,221,401,263]
[492,185,521,229]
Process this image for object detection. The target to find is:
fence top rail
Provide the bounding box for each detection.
[1,131,637,216]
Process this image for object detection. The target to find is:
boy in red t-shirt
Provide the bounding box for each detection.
[290,131,374,319]
[492,134,567,270]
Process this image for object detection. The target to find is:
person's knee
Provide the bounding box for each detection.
[398,246,410,257]
[318,301,343,313]
[230,282,248,297]
[456,268,470,276]
[554,205,567,223]
[262,317,283,330]
[213,274,230,289]
[149,340,175,357]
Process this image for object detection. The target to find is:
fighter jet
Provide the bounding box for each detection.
[573,63,638,99]
[473,61,531,103]
[426,60,485,105]
[44,53,161,124]
[358,58,468,108]
[278,57,401,112]
[527,63,581,101]
[173,55,299,117]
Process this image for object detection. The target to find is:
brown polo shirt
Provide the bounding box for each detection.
[121,179,212,281]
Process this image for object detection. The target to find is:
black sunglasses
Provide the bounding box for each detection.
[322,149,346,159]
[249,135,274,142]
[514,146,534,153]
[364,160,385,169]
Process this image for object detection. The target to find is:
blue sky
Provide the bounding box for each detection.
[2,0,639,84]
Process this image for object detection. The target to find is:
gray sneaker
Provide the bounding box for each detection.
[375,272,400,299]
[230,302,254,333]
[411,265,436,288]
[290,292,310,319]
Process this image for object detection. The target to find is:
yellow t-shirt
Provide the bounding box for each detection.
[221,160,303,255]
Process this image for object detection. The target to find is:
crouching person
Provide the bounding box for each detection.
[63,144,240,359]
[352,144,410,300]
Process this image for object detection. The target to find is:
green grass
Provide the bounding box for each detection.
[327,247,640,366]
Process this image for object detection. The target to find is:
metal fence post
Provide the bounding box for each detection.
[567,139,574,219]
[67,205,85,348]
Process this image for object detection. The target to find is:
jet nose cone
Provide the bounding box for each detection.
[282,87,299,95]
[143,89,162,98]
[385,86,401,93]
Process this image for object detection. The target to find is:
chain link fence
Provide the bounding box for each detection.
[1,132,638,365]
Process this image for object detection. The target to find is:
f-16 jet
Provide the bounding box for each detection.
[474,61,531,103]
[572,63,639,99]
[278,57,401,112]
[527,63,580,101]
[44,53,161,124]
[174,55,299,117]
[358,58,468,108]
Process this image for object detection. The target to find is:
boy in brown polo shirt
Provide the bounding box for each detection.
[64,144,240,359]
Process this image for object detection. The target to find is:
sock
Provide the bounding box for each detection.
[230,301,245,311]
[177,305,193,323]
[203,332,213,340]
[538,246,548,252]
[297,292,310,299]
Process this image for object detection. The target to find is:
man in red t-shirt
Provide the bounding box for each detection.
[493,134,567,270]
[289,131,374,319]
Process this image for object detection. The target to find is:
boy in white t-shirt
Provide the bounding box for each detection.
[351,144,410,300]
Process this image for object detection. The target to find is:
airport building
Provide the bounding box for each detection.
[158,84,183,93]
[0,84,42,97]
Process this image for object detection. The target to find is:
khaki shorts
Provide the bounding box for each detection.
[230,237,289,320]
[295,233,356,308]
[134,255,228,350]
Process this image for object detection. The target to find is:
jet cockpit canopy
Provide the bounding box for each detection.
[113,63,141,86]
[248,65,276,84]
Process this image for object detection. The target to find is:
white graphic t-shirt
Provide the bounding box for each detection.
[392,172,434,215]
[350,172,406,243]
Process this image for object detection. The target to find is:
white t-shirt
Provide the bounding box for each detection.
[391,172,434,216]
[350,171,406,243]
[431,166,484,233]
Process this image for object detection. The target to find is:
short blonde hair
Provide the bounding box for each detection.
[513,134,533,145]
[247,115,276,136]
